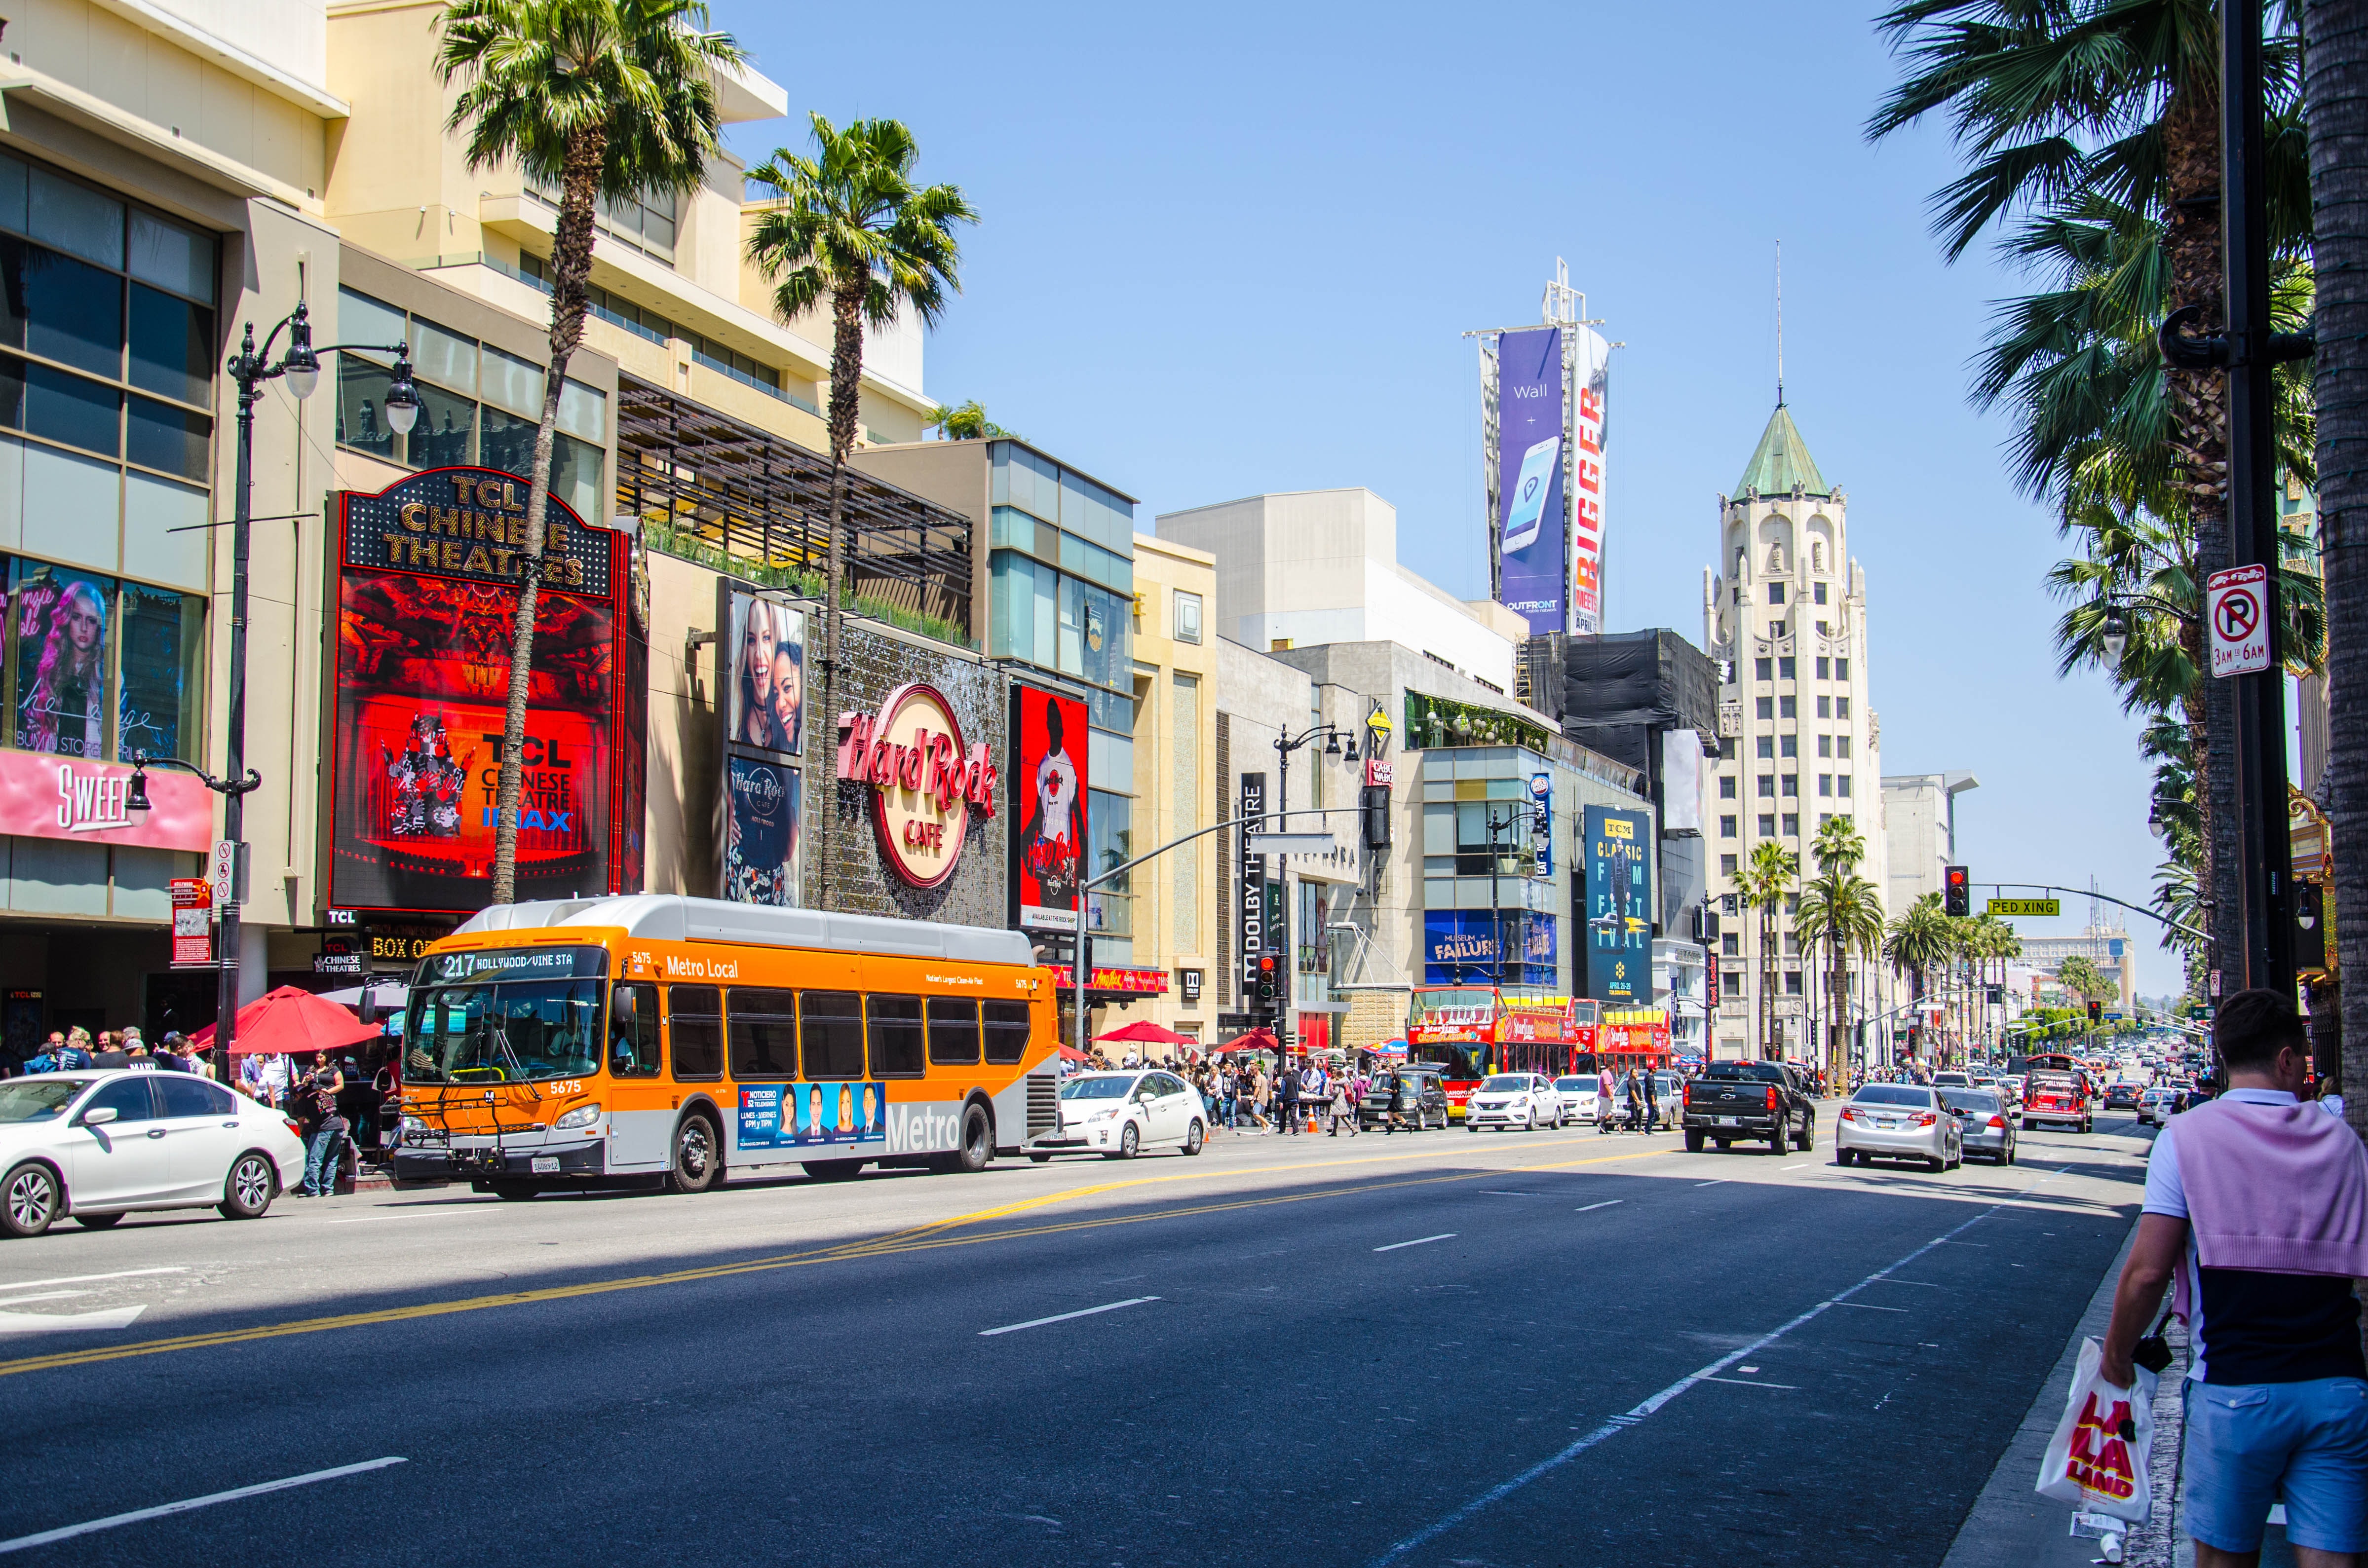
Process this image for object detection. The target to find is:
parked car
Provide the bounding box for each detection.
[1835,1084,1963,1172]
[1552,1075,1607,1127]
[2102,1082,2142,1111]
[1360,1067,1451,1132]
[1940,1088,2017,1165]
[0,1071,306,1237]
[1933,1071,1974,1089]
[1466,1073,1565,1132]
[1681,1061,1816,1155]
[1025,1070,1207,1161]
[2136,1086,2178,1128]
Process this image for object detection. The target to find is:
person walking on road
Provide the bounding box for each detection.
[1278,1061,1301,1135]
[1328,1072,1357,1136]
[1622,1068,1643,1134]
[2100,988,2368,1568]
[1640,1067,1659,1134]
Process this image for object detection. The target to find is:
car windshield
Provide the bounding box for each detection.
[1853,1085,1934,1108]
[1481,1075,1530,1092]
[1554,1078,1591,1094]
[1061,1075,1135,1100]
[0,1078,94,1121]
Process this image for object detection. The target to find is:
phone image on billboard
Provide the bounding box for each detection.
[1501,436,1561,553]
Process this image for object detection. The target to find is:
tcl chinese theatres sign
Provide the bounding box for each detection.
[838,684,997,889]
[0,752,210,850]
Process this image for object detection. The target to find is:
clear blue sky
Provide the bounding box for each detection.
[723,0,2182,995]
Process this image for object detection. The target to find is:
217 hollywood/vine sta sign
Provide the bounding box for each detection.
[837,683,997,888]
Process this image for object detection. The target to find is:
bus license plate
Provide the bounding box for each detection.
[531,1157,559,1174]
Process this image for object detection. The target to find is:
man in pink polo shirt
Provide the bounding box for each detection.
[2101,989,2368,1568]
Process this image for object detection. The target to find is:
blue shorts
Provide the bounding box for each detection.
[2182,1376,2368,1553]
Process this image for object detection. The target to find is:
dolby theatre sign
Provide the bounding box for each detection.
[836,684,997,889]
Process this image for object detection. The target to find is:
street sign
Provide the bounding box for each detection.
[2206,563,2271,677]
[1245,833,1336,856]
[1986,897,2062,918]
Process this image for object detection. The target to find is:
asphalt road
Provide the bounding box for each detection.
[0,1107,2153,1567]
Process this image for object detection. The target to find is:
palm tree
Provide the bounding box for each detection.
[1796,817,1885,1093]
[437,0,741,905]
[1885,893,1956,1066]
[927,399,1018,441]
[1736,842,1799,1061]
[747,115,975,904]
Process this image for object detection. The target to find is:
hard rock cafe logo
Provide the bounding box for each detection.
[837,684,997,889]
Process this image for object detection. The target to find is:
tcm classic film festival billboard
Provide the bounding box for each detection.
[324,467,644,916]
[1490,323,1612,636]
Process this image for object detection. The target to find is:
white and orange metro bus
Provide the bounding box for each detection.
[392,895,1058,1196]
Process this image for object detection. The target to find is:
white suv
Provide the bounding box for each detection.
[1466,1073,1565,1132]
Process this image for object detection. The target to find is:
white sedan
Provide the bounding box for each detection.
[1466,1073,1565,1132]
[1026,1070,1207,1160]
[1553,1075,1607,1126]
[0,1070,307,1237]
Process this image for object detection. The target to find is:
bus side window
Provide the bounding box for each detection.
[868,995,924,1077]
[610,984,662,1078]
[927,998,979,1066]
[801,991,864,1080]
[669,985,723,1080]
[727,988,798,1079]
[983,1000,1030,1065]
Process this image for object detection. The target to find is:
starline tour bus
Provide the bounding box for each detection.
[1404,987,1591,1117]
[392,895,1058,1196]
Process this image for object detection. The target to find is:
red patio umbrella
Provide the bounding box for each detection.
[1095,1019,1191,1047]
[1214,1027,1281,1055]
[189,986,385,1057]
[1057,1045,1093,1063]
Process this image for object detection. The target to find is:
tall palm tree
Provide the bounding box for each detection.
[1885,893,1956,1065]
[747,116,975,906]
[1796,817,1885,1093]
[1869,0,2309,971]
[437,0,741,905]
[1736,842,1799,1061]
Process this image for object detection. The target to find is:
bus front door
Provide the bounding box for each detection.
[606,983,672,1171]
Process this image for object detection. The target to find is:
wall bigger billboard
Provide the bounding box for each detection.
[1570,327,1612,635]
[325,467,637,916]
[1011,685,1088,932]
[1494,326,1566,637]
[718,581,809,906]
[1582,805,1652,1003]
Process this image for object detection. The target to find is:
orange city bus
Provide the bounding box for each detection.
[393,895,1058,1195]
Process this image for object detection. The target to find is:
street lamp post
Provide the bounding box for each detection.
[1268,722,1358,1053]
[191,302,416,1060]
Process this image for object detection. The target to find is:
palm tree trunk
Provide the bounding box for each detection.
[490,126,603,907]
[815,282,865,909]
[2304,0,2368,1149]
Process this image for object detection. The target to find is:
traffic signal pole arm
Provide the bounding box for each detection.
[1975,882,2210,948]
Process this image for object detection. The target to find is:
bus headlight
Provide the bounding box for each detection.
[553,1104,602,1130]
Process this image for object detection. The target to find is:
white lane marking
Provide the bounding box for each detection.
[0,1291,91,1307]
[1477,1191,1541,1197]
[1373,1233,1457,1253]
[1574,1200,1622,1213]
[1700,1375,1800,1389]
[1782,1163,1812,1170]
[1867,1278,1942,1288]
[979,1296,1160,1337]
[0,1457,407,1556]
[1365,1203,2000,1567]
[0,1266,186,1292]
[1693,1180,1729,1188]
[0,1306,145,1335]
[1832,1301,1909,1312]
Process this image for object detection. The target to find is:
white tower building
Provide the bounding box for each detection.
[1700,401,1887,1062]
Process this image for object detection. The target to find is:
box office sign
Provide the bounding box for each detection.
[324,466,642,917]
[0,752,211,851]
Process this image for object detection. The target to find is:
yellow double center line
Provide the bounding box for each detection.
[0,1138,1679,1381]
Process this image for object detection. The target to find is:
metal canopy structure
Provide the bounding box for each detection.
[615,377,974,639]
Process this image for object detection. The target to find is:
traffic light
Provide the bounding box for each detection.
[1255,954,1278,1009]
[2088,999,2102,1023]
[1944,866,1970,918]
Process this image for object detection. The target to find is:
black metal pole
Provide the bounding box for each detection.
[217,332,258,1063]
[2222,0,2296,996]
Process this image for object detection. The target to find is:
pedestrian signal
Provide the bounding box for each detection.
[1944,866,1970,917]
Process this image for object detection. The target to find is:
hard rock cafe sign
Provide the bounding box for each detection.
[838,684,997,888]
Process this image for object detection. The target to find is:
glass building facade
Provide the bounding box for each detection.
[985,442,1139,961]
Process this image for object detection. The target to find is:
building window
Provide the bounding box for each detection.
[1836,658,1850,680]
[526,180,677,264]
[1817,735,1831,758]
[1783,933,1800,957]
[1814,581,1828,604]
[1720,855,1738,878]
[1757,813,1776,837]
[1780,775,1797,796]
[1838,774,1852,797]
[1756,735,1773,759]
[1720,814,1737,838]
[1784,971,1804,995]
[1722,967,1744,995]
[1779,735,1796,758]
[1757,775,1775,798]
[1756,696,1773,720]
[1768,582,1786,604]
[1721,894,1739,915]
[1174,590,1202,644]
[1778,697,1795,719]
[1837,736,1852,759]
[1818,774,1832,796]
[1836,697,1851,719]
[1722,933,1740,956]
[1777,656,1796,680]
[1815,657,1830,679]
[1816,696,1831,719]
[1755,657,1772,681]
[1719,775,1736,799]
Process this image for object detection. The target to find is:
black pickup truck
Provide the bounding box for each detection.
[1681,1061,1816,1155]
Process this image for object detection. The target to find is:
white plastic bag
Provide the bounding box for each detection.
[2036,1336,2156,1523]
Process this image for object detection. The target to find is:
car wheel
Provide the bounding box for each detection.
[668,1114,721,1194]
[1112,1122,1140,1160]
[1767,1121,1788,1155]
[1684,1130,1704,1153]
[1796,1117,1813,1152]
[1835,1147,1854,1167]
[931,1105,993,1174]
[1183,1119,1205,1157]
[74,1210,126,1229]
[1926,1154,1946,1173]
[2020,1118,2034,1132]
[218,1152,276,1220]
[0,1162,59,1238]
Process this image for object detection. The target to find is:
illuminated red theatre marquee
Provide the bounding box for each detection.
[837,683,996,889]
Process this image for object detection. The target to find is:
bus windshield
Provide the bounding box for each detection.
[1412,1041,1483,1080]
[405,948,610,1083]
[1408,988,1496,1027]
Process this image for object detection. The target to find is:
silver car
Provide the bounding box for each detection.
[1834,1084,1963,1172]
[1940,1088,2017,1165]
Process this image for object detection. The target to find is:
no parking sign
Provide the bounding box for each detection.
[2206,564,2270,677]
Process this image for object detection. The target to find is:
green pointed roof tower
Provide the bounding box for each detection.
[1734,402,1829,498]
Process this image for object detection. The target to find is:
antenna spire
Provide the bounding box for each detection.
[1775,239,1785,407]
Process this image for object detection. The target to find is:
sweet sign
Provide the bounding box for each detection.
[0,752,211,851]
[838,684,997,889]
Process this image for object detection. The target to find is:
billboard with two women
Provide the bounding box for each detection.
[719,582,808,906]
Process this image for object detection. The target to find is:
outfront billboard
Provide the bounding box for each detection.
[718,581,809,906]
[1494,326,1566,637]
[324,468,638,916]
[1570,327,1612,635]
[1582,805,1652,1003]
[1011,685,1088,933]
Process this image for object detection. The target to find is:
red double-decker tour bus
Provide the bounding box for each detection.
[1405,988,1600,1118]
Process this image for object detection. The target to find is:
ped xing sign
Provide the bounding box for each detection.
[1987,897,2062,918]
[2206,563,2271,677]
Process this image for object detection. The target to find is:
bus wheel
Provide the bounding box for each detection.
[668,1115,720,1194]
[931,1105,993,1174]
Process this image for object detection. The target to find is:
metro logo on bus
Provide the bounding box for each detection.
[839,683,997,890]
